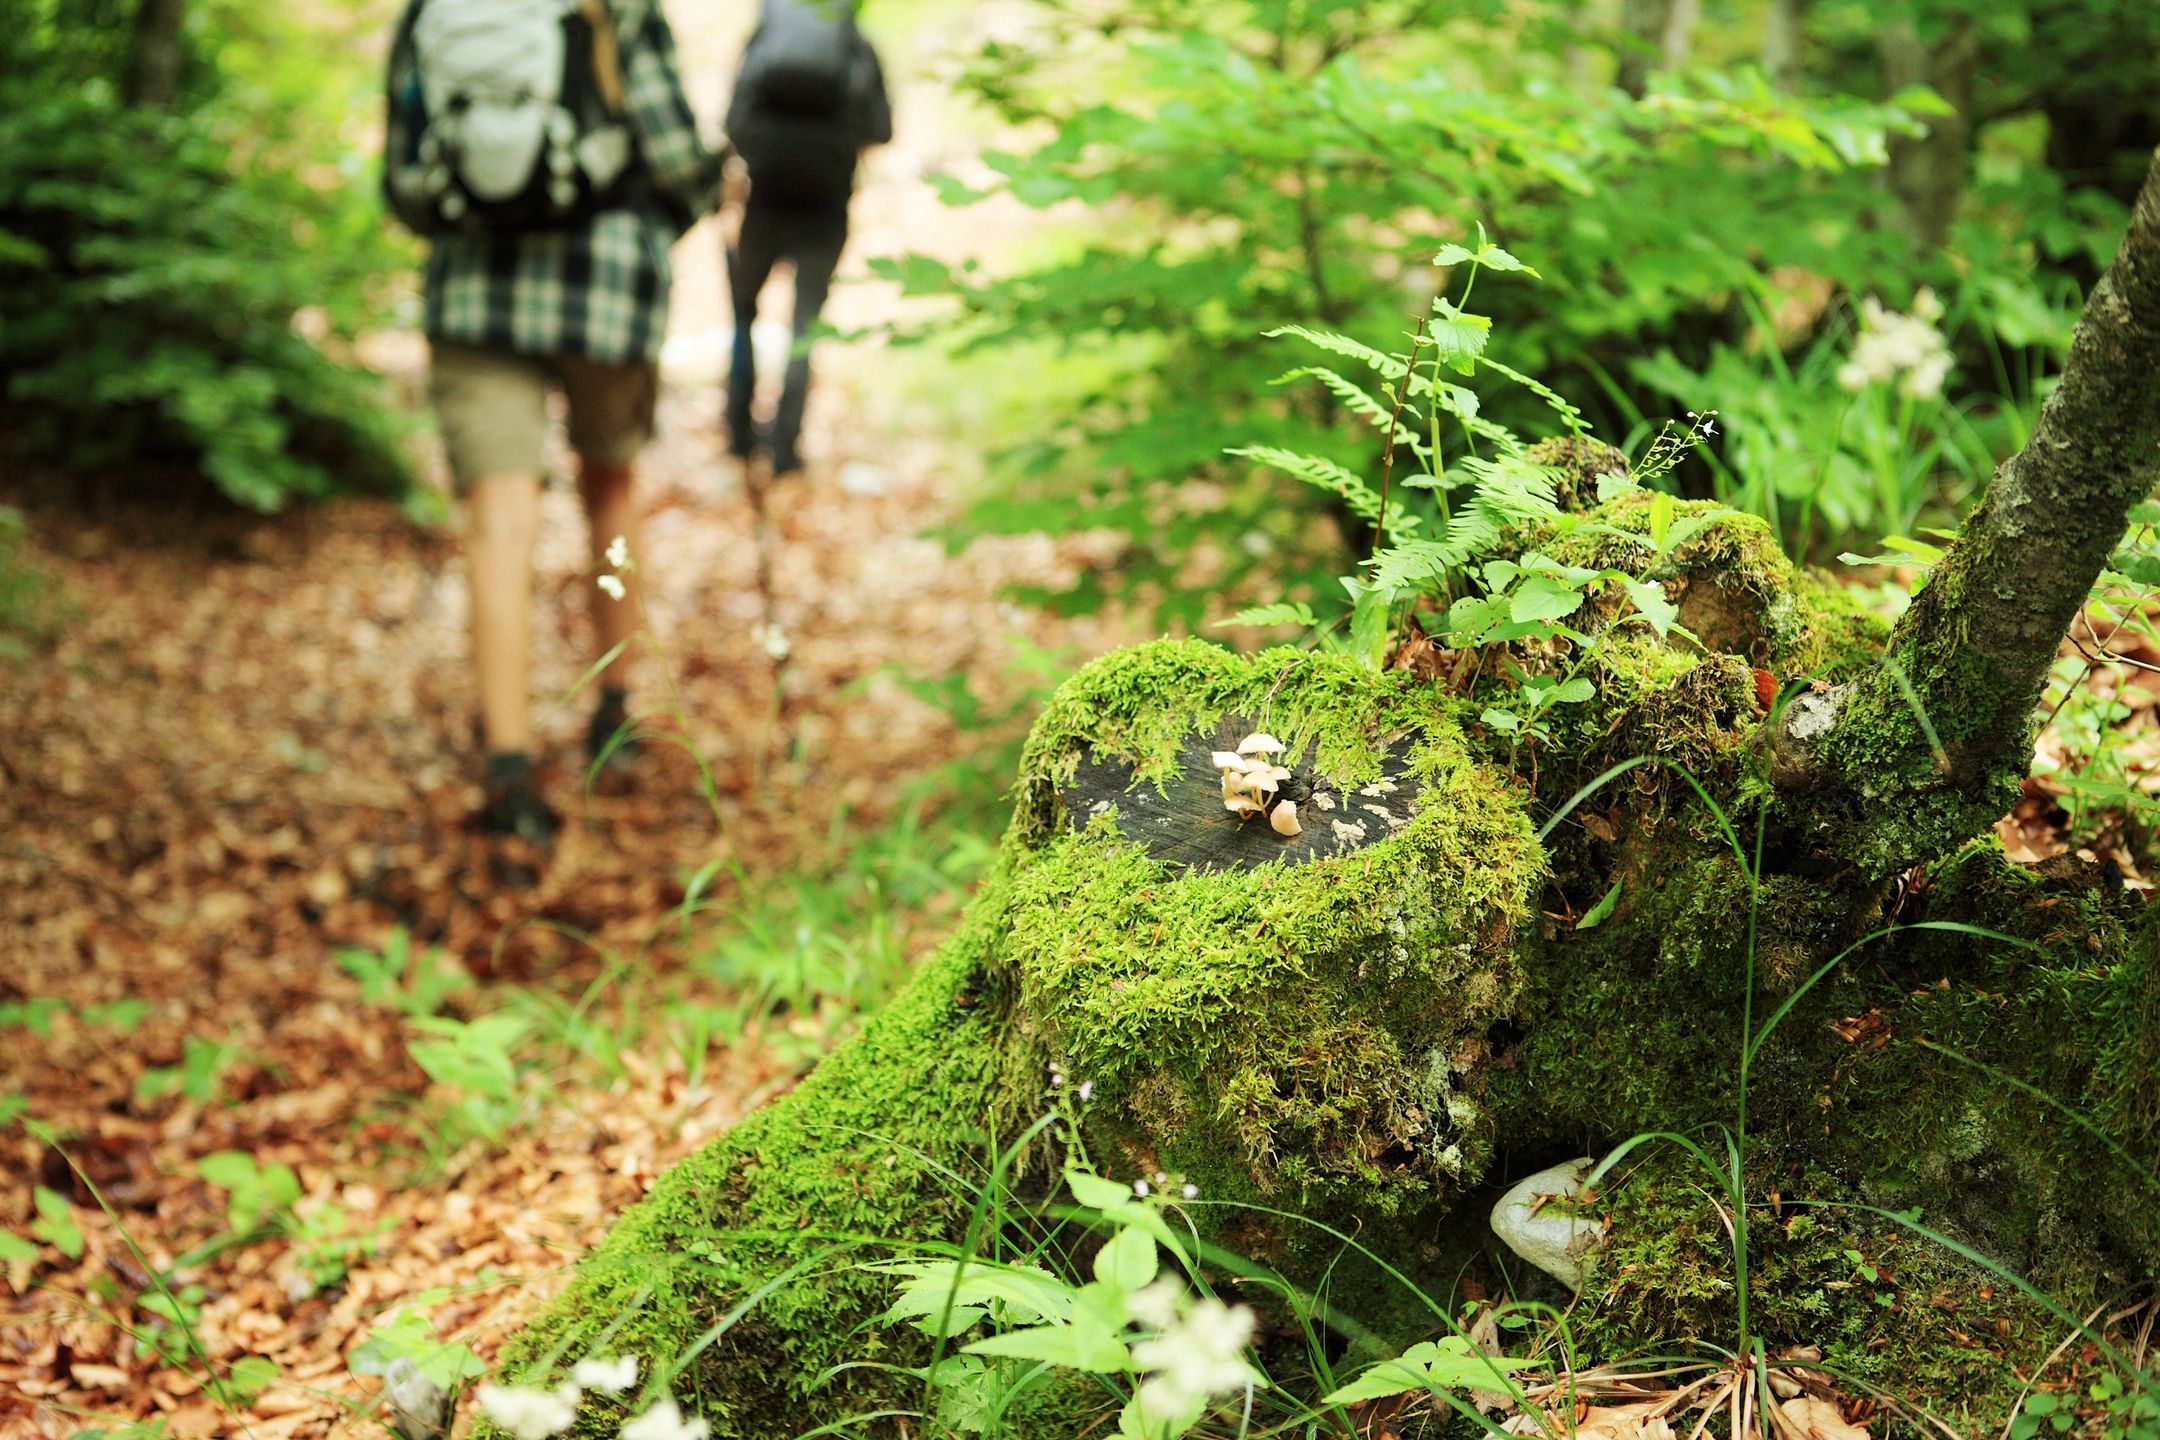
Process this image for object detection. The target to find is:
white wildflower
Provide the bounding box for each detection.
[1837,291,1952,399]
[571,1354,639,1395]
[605,534,630,570]
[1126,1276,1184,1331]
[597,573,627,602]
[476,1381,581,1440]
[1076,1079,1094,1103]
[751,622,790,661]
[1131,1297,1259,1419]
[1181,1183,1199,1200]
[1132,1179,1151,1197]
[620,1397,711,1440]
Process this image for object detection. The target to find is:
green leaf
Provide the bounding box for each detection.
[1622,578,1679,637]
[963,1319,1130,1373]
[213,1355,278,1407]
[1092,1226,1157,1292]
[347,1308,486,1390]
[32,1187,83,1260]
[79,999,151,1031]
[1576,879,1623,930]
[1350,583,1394,670]
[1648,491,1674,549]
[1551,677,1596,705]
[1216,601,1318,630]
[1429,299,1492,377]
[1319,1335,1531,1407]
[1066,1170,1138,1212]
[0,1233,40,1263]
[1509,576,1585,624]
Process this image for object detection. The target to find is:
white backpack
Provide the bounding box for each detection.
[393,0,633,231]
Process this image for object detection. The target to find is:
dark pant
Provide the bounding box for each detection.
[726,197,849,469]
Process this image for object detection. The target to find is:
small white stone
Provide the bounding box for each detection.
[1488,1157,1602,1291]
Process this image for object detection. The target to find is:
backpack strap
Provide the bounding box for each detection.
[583,0,625,114]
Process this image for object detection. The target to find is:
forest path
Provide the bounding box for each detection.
[0,5,1130,1435]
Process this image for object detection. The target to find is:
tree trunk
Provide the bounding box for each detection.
[124,0,186,111]
[1615,0,1697,98]
[1784,147,2160,876]
[1761,0,1807,90]
[1880,15,1976,250]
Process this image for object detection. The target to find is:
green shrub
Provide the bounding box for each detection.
[0,75,413,510]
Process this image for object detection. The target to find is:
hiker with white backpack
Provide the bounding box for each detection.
[383,0,722,850]
[724,0,892,476]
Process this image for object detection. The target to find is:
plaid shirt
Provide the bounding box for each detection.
[385,0,722,365]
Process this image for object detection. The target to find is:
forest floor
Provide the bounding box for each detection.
[0,6,1140,1436]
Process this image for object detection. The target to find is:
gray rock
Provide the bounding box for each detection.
[1488,1156,1601,1291]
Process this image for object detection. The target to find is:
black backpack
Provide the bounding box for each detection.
[738,0,856,119]
[386,0,633,234]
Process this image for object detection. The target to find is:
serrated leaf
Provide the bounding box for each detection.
[1509,575,1586,624]
[1217,601,1319,630]
[1622,578,1679,637]
[963,1319,1130,1373]
[1429,299,1492,377]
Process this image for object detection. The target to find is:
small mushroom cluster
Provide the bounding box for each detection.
[1215,732,1303,838]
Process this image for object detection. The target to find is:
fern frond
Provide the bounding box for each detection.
[1274,366,1433,461]
[1228,444,1422,534]
[1478,355,1589,435]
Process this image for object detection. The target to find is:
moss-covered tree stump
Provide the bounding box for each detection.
[492,502,2158,1440]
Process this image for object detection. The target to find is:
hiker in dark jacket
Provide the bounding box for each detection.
[384,0,722,849]
[723,0,892,476]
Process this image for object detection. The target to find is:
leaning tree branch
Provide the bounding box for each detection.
[1781,146,2160,877]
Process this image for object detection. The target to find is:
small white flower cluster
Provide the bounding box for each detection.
[477,1355,708,1440]
[1047,1060,1094,1105]
[1836,288,1952,401]
[1215,733,1302,838]
[749,620,791,662]
[597,533,632,602]
[1128,1168,1200,1201]
[1124,1280,1260,1420]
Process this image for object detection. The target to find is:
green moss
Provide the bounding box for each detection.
[1007,643,1541,1227]
[489,855,1044,1438]
[1574,1154,2060,1430]
[1820,843,2160,1286]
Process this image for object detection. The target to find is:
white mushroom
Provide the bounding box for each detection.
[1224,794,1265,817]
[1237,732,1288,756]
[1211,751,1249,772]
[1270,800,1302,837]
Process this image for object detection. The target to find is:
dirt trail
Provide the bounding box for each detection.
[0,5,1133,1434]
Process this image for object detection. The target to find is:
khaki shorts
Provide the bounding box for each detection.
[429,342,657,489]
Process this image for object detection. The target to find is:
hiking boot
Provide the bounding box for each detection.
[479,751,558,848]
[585,687,639,773]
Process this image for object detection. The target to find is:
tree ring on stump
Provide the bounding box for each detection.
[1058,715,1423,872]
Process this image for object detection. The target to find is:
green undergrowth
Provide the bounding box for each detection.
[1579,1151,2060,1431]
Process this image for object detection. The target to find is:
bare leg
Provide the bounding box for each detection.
[468,470,543,753]
[578,457,640,684]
